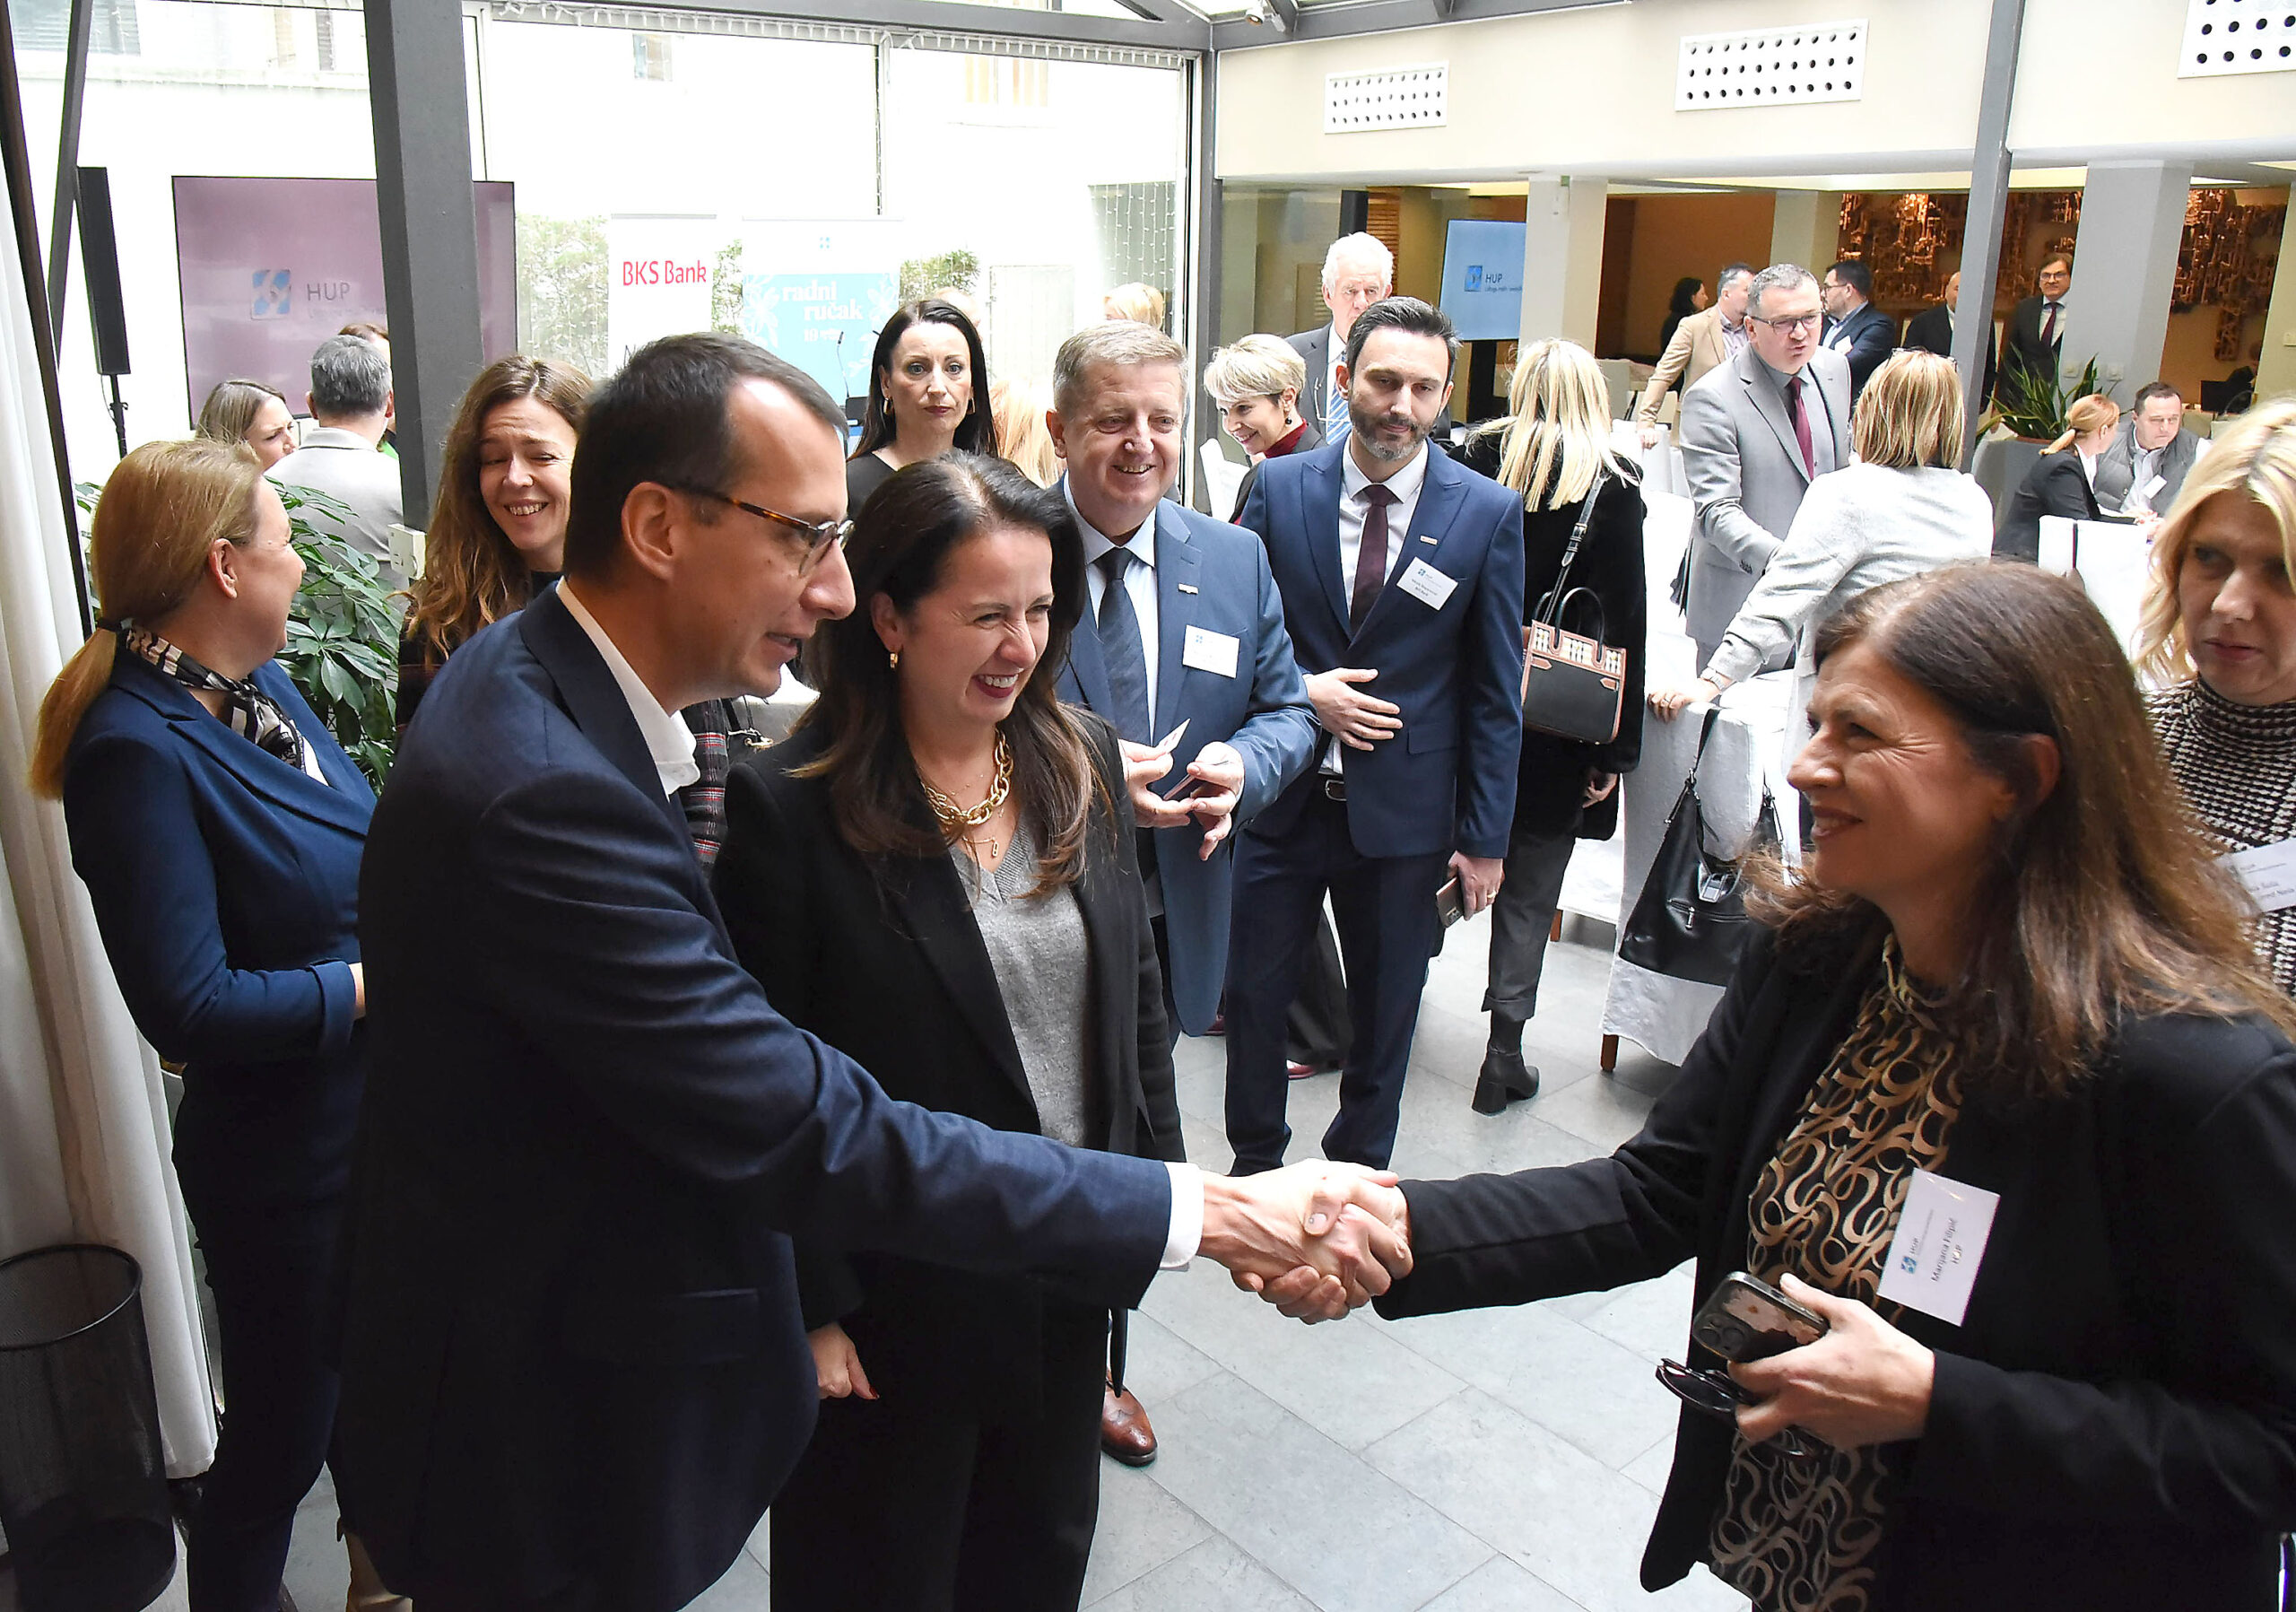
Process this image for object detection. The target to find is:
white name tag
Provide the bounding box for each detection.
[2139,473,2167,502]
[1180,625,1240,678]
[1397,558,1458,610]
[1876,1168,1998,1326]
[2222,839,2296,914]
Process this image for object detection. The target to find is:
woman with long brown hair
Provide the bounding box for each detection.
[31,440,387,1611]
[715,452,1183,1611]
[1286,562,2296,1610]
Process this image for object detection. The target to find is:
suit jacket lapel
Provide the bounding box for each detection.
[1152,505,1202,735]
[1354,450,1465,643]
[884,834,1037,1116]
[1741,356,1811,485]
[114,655,372,836]
[1304,444,1352,633]
[518,587,690,844]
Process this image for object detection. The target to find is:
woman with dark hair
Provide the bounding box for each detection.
[716,453,1184,1611]
[846,298,997,518]
[1658,274,1709,356]
[398,355,740,860]
[1264,562,2296,1609]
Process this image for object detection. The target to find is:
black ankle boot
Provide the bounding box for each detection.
[1474,1016,1538,1113]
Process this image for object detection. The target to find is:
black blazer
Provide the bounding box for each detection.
[335,588,1173,1611]
[1378,928,2296,1611]
[715,719,1185,1416]
[1999,293,2062,400]
[1463,433,1647,841]
[1994,449,2101,562]
[1902,302,1997,403]
[1822,302,1899,399]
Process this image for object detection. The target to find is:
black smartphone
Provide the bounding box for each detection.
[1690,1271,1829,1364]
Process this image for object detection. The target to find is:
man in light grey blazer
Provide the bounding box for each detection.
[1677,263,1854,665]
[2094,380,2209,518]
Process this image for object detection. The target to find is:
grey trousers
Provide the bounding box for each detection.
[1482,815,1579,1024]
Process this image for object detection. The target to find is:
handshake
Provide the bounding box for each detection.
[1198,1162,1415,1323]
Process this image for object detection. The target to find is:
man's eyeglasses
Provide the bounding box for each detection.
[1752,312,1823,335]
[675,486,852,574]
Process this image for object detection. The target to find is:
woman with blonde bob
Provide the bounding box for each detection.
[1101,281,1165,329]
[994,375,1062,487]
[31,440,385,1612]
[1207,333,1318,520]
[195,377,298,470]
[1994,391,2118,562]
[1654,350,1996,726]
[1460,338,1647,1112]
[2138,399,2296,993]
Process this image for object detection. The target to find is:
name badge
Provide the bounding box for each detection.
[1397,558,1458,611]
[2222,838,2296,914]
[1876,1168,1998,1326]
[2139,473,2167,502]
[1180,625,1240,679]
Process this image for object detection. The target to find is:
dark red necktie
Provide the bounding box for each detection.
[1351,484,1396,632]
[1786,375,1815,479]
[2039,301,2060,350]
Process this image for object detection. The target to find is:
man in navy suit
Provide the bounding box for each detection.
[1048,320,1318,1042]
[333,335,1409,1611]
[1820,259,1899,403]
[1226,298,1525,1175]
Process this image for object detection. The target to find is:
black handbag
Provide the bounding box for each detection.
[1619,709,1779,986]
[1520,471,1629,745]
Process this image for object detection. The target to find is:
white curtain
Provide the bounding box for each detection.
[0,230,216,1475]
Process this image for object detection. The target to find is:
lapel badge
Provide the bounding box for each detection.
[1178,583,1199,594]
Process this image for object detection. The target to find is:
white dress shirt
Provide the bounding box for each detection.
[1071,487,1161,722]
[558,580,701,796]
[1323,440,1431,773]
[560,578,1204,1268]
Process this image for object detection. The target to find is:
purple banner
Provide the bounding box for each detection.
[172,176,517,416]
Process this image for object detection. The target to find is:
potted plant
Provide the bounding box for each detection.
[1971,356,2113,511]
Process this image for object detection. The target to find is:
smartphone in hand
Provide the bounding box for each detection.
[1690,1271,1829,1364]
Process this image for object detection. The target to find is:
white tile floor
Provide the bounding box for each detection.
[3,910,1746,1612]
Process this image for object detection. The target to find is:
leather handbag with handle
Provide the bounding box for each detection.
[1519,469,1629,745]
[1619,708,1779,987]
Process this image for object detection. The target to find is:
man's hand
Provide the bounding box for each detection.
[1639,423,1661,449]
[1178,741,1246,858]
[1648,677,1721,720]
[1200,1163,1413,1322]
[807,1321,875,1401]
[1583,771,1618,806]
[1118,734,1196,831]
[1730,1274,1935,1450]
[1448,852,1503,919]
[1305,668,1401,751]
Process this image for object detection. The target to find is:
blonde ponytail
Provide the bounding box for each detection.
[2046,393,2118,455]
[28,439,264,799]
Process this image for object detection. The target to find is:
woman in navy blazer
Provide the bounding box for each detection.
[32,440,377,1612]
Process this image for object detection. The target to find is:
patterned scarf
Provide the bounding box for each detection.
[118,624,309,774]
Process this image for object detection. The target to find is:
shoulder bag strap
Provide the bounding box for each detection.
[1536,467,1608,627]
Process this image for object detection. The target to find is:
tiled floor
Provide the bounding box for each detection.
[3,911,1744,1612]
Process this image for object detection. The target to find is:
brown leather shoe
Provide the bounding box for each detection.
[1101,1377,1157,1467]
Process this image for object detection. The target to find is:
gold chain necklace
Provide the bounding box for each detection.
[920,733,1014,861]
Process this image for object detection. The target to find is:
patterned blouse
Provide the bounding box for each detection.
[1709,940,1961,1611]
[2150,677,2296,994]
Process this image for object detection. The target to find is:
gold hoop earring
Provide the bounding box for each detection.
[888,649,900,670]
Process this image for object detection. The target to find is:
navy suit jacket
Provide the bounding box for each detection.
[62,653,372,1211]
[1823,301,1899,398]
[1239,440,1525,860]
[1056,495,1318,1033]
[334,586,1172,1611]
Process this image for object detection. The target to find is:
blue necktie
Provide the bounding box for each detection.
[1326,358,1350,440]
[1095,547,1151,745]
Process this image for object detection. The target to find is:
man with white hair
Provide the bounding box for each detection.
[1287,232,1396,443]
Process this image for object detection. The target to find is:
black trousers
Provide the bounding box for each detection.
[1224,791,1449,1172]
[184,1195,344,1612]
[1284,910,1352,1068]
[768,1304,1108,1612]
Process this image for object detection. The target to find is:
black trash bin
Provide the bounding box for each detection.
[0,1244,178,1611]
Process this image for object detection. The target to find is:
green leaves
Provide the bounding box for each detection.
[276,487,402,789]
[1992,355,2114,442]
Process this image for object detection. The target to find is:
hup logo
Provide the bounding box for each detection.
[251,270,292,319]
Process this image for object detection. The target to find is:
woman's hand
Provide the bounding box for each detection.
[1730,1274,1935,1450]
[808,1322,875,1401]
[1648,677,1720,720]
[1583,771,1618,806]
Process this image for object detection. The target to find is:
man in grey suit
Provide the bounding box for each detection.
[1677,263,1854,666]
[268,332,406,589]
[1287,232,1394,444]
[2095,380,2210,518]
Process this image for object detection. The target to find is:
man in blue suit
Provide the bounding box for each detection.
[1821,258,1899,403]
[1048,320,1318,1043]
[333,335,1409,1611]
[1227,298,1526,1175]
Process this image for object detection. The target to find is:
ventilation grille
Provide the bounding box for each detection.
[1324,64,1448,133]
[1675,20,1866,109]
[2179,0,2296,76]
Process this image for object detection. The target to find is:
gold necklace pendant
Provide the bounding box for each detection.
[922,733,1014,835]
